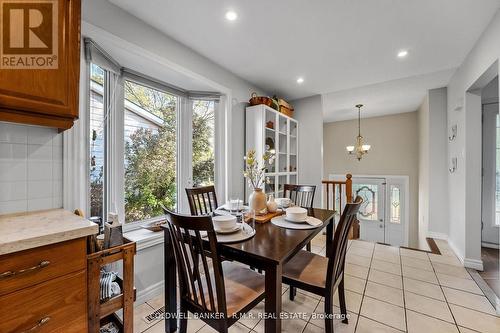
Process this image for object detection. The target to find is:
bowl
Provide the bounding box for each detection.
[275,197,291,208]
[285,207,308,222]
[212,215,237,231]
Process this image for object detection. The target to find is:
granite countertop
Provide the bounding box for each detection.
[0,209,98,255]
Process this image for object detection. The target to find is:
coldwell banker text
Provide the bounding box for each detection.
[0,0,58,69]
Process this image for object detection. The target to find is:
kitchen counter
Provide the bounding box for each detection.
[0,209,98,255]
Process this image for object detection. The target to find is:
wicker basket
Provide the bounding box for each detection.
[279,105,294,117]
[249,92,273,107]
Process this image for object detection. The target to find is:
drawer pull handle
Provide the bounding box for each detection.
[20,316,51,333]
[0,260,50,279]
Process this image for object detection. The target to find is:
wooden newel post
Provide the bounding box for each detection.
[345,174,353,203]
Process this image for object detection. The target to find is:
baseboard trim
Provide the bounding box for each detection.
[135,280,164,305]
[481,242,500,249]
[427,232,448,240]
[464,258,484,271]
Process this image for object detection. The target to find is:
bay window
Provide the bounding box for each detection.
[85,38,222,226]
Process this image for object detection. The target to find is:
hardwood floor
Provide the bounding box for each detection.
[480,247,500,297]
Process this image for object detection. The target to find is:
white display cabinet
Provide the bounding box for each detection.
[245,104,299,199]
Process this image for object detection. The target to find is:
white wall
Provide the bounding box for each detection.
[418,94,430,248]
[0,122,63,214]
[81,0,267,201]
[323,112,420,247]
[291,95,324,208]
[446,10,500,268]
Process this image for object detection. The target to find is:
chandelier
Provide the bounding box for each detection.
[346,104,371,161]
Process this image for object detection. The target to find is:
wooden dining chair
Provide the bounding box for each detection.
[283,196,363,333]
[284,184,316,251]
[186,185,219,215]
[164,210,265,333]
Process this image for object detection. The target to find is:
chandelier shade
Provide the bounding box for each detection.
[346,104,371,161]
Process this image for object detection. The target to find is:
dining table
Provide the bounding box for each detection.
[162,207,337,333]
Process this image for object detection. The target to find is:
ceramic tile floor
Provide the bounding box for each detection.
[135,236,500,333]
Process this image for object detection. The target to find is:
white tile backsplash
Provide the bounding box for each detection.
[0,122,63,214]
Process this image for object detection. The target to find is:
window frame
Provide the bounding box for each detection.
[86,67,222,231]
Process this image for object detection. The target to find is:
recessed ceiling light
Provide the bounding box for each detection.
[397,50,408,58]
[296,77,304,84]
[225,11,238,21]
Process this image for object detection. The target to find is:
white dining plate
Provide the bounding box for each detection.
[271,216,323,229]
[214,224,241,234]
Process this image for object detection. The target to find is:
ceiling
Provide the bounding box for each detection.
[109,0,500,120]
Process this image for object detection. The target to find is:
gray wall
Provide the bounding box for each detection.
[323,112,420,247]
[291,95,324,208]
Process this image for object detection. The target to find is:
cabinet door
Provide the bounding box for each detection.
[0,0,81,129]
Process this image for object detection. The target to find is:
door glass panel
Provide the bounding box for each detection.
[124,80,178,222]
[390,185,401,224]
[353,184,379,221]
[89,63,106,224]
[192,100,215,187]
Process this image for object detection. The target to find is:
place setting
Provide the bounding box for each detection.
[271,206,323,230]
[204,214,256,243]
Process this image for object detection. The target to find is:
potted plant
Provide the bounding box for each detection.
[244,149,275,215]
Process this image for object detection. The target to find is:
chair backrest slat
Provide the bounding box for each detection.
[284,184,316,209]
[326,196,363,290]
[186,186,219,216]
[164,209,227,315]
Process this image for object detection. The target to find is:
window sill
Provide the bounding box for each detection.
[124,228,163,251]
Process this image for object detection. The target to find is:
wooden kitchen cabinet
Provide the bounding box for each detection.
[0,0,81,131]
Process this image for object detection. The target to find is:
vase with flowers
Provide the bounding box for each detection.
[244,149,275,215]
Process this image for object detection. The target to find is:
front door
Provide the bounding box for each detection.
[354,178,386,244]
[353,177,406,246]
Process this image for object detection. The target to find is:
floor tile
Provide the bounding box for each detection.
[450,304,500,333]
[350,240,375,249]
[360,296,406,331]
[333,289,363,313]
[373,253,401,264]
[401,255,434,271]
[134,302,157,333]
[146,293,164,310]
[309,304,357,332]
[371,259,402,275]
[344,275,367,294]
[404,291,454,323]
[402,265,439,284]
[282,291,320,320]
[365,281,404,306]
[400,248,430,260]
[356,316,405,333]
[198,321,252,333]
[437,274,483,295]
[238,300,264,329]
[432,262,472,280]
[442,287,497,315]
[368,269,403,289]
[345,263,369,280]
[348,246,373,258]
[253,317,307,333]
[406,310,459,333]
[346,253,372,267]
[429,253,462,267]
[458,326,481,333]
[403,277,445,301]
[144,317,206,333]
[374,244,400,254]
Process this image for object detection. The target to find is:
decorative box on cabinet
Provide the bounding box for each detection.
[245,104,299,199]
[0,0,81,131]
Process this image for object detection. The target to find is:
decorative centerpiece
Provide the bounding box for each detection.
[244,149,275,215]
